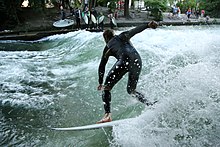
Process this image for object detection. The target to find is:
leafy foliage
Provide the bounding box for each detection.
[176,0,196,13]
[176,0,220,17]
[107,0,117,13]
[0,0,23,28]
[144,0,167,21]
[200,0,220,17]
[0,0,6,19]
[96,0,107,7]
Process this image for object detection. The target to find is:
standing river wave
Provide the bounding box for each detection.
[0,25,220,146]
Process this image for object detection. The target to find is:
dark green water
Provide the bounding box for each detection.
[0,26,220,146]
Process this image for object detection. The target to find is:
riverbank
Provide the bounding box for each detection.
[0,7,220,41]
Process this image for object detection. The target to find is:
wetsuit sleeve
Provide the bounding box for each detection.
[98,46,109,84]
[120,24,149,41]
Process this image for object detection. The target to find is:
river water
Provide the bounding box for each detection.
[0,25,220,147]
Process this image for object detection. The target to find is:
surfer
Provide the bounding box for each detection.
[90,8,98,30]
[108,12,114,29]
[97,21,158,123]
[60,5,66,20]
[74,7,81,30]
[84,6,90,30]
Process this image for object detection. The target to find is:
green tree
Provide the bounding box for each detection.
[96,0,106,6]
[29,0,45,9]
[96,0,130,18]
[176,0,196,14]
[0,0,24,28]
[107,0,117,13]
[200,0,220,17]
[144,0,167,21]
[0,0,48,29]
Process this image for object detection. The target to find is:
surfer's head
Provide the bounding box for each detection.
[103,29,114,43]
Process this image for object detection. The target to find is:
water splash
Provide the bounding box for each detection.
[0,26,220,146]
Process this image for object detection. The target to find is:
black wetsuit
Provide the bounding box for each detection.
[98,24,151,113]
[61,9,66,20]
[75,9,81,29]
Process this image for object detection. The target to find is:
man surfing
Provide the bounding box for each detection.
[97,21,158,123]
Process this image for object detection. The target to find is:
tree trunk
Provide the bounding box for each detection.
[89,0,96,9]
[10,0,20,24]
[124,0,130,19]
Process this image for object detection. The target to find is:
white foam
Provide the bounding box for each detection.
[111,25,220,146]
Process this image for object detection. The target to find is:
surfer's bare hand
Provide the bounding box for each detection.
[148,21,158,29]
[97,84,103,90]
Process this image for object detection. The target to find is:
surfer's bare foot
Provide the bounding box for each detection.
[146,100,158,106]
[96,113,112,124]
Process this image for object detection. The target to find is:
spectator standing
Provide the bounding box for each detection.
[177,7,181,18]
[83,0,89,11]
[75,7,81,30]
[60,5,66,20]
[108,12,114,29]
[90,8,98,30]
[84,6,90,30]
[201,9,205,17]
[186,8,191,20]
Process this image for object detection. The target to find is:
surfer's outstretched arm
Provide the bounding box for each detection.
[120,21,158,41]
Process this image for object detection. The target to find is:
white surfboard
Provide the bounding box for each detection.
[98,15,105,24]
[83,15,89,24]
[53,19,74,28]
[112,17,117,26]
[52,118,134,131]
[91,14,97,24]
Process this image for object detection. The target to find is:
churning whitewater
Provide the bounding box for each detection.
[0,25,220,147]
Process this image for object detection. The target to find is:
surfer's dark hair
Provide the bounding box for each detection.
[103,29,114,43]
